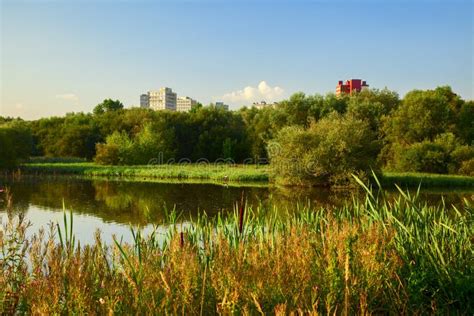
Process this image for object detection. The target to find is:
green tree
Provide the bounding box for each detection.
[269,113,380,186]
[456,101,474,145]
[0,121,32,168]
[134,122,176,164]
[386,133,473,174]
[384,87,456,144]
[95,131,134,165]
[93,99,124,115]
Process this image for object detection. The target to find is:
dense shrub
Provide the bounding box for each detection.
[94,131,134,165]
[458,158,474,176]
[30,113,99,159]
[95,123,176,165]
[0,121,32,168]
[386,133,474,174]
[134,123,176,164]
[269,113,381,186]
[396,142,449,173]
[456,101,474,145]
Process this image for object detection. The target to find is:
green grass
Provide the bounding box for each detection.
[382,171,474,188]
[20,162,269,182]
[1,179,473,314]
[18,162,474,187]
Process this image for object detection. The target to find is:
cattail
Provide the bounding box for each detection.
[238,190,246,235]
[180,231,184,248]
[6,188,13,210]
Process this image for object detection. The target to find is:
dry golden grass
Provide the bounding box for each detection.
[1,182,472,314]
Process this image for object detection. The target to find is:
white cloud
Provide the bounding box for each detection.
[55,93,79,101]
[222,81,285,104]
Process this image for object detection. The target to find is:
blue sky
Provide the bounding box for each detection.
[1,0,473,119]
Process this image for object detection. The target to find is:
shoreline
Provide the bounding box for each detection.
[11,162,474,188]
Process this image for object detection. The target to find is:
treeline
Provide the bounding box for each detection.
[1,87,473,185]
[0,118,32,168]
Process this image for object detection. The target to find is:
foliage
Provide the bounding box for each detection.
[94,131,133,165]
[456,100,474,145]
[1,183,473,314]
[3,85,473,183]
[458,158,474,176]
[381,87,472,174]
[28,156,87,164]
[92,98,124,115]
[269,113,381,186]
[95,122,177,165]
[386,133,474,174]
[29,113,99,159]
[0,120,32,168]
[383,86,461,144]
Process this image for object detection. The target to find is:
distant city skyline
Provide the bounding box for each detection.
[1,0,472,119]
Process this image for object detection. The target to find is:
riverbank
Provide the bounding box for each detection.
[381,171,474,188]
[1,184,472,314]
[16,162,474,187]
[18,162,270,182]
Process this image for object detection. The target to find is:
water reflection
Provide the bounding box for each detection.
[1,177,473,227]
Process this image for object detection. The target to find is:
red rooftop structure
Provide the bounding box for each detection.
[336,79,369,96]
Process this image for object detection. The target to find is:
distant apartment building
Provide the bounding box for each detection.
[140,87,177,110]
[177,96,197,112]
[252,101,277,110]
[215,102,229,110]
[140,94,149,108]
[336,79,369,96]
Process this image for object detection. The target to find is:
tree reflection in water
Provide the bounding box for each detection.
[0,177,472,227]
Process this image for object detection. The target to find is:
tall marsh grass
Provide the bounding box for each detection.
[1,177,473,314]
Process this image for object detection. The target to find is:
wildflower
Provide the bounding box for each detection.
[99,298,105,305]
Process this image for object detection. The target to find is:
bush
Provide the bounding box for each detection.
[450,145,474,174]
[134,123,176,164]
[269,113,381,186]
[28,156,87,164]
[95,124,176,165]
[388,133,474,174]
[459,158,474,176]
[0,122,32,168]
[94,131,134,165]
[398,142,449,173]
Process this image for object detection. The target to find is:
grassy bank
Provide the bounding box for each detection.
[19,162,269,182]
[1,182,473,314]
[382,171,474,188]
[17,162,474,187]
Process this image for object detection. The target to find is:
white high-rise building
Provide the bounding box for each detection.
[177,96,197,112]
[140,87,177,111]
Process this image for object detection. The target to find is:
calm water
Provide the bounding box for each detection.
[1,177,473,244]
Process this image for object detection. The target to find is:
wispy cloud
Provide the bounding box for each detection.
[222,81,285,104]
[55,93,79,101]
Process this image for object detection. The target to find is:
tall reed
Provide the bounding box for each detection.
[1,176,472,314]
